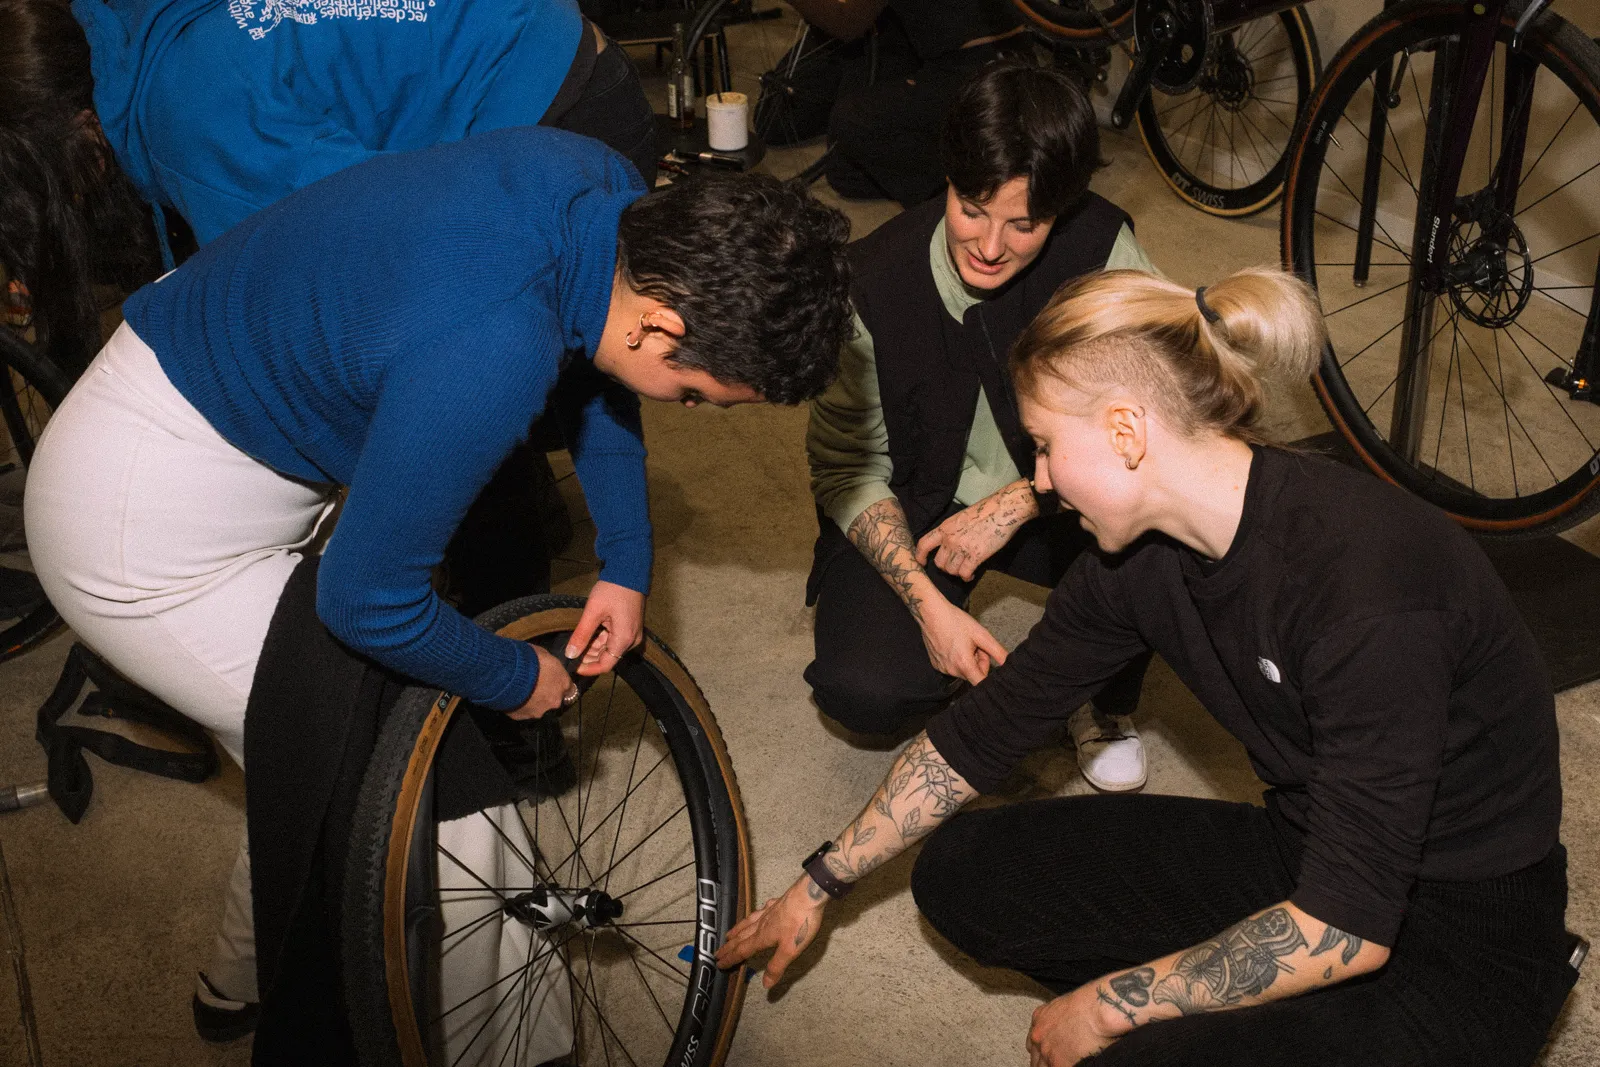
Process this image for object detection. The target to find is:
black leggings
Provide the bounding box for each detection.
[805,511,1149,736]
[911,795,1578,1067]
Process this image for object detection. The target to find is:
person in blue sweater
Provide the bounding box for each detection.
[0,0,656,375]
[24,126,853,1039]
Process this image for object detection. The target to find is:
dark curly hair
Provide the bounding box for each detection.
[615,172,852,404]
[0,0,159,376]
[940,58,1101,221]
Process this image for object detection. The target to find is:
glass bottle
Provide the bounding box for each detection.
[667,22,695,129]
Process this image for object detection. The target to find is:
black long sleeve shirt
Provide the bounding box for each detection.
[926,446,1562,946]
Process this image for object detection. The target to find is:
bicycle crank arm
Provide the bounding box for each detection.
[1112,10,1176,130]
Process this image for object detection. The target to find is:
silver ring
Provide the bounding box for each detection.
[562,686,581,706]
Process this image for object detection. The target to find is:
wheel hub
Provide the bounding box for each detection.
[1201,41,1256,112]
[1444,196,1533,328]
[504,886,624,931]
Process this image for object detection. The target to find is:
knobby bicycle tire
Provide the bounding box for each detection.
[343,595,751,1067]
[1136,5,1320,217]
[1283,0,1600,536]
[0,327,70,661]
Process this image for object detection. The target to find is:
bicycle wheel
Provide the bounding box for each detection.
[0,327,69,660]
[1013,0,1134,42]
[1283,0,1600,536]
[344,594,751,1067]
[1136,6,1319,216]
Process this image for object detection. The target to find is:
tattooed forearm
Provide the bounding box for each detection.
[1150,908,1307,1014]
[1086,903,1387,1037]
[847,497,932,622]
[822,732,976,885]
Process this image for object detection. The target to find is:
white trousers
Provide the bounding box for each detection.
[25,326,572,1057]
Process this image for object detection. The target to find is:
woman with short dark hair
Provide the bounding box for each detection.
[805,59,1151,791]
[24,126,852,1037]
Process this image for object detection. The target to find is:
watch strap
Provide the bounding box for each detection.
[802,841,853,900]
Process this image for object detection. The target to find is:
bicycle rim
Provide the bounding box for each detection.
[0,329,69,660]
[345,597,750,1067]
[1136,6,1319,216]
[1284,1,1600,535]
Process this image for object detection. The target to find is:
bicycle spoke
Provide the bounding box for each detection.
[1530,288,1589,317]
[1336,315,1406,370]
[1312,211,1414,262]
[436,924,582,1028]
[588,804,689,891]
[1323,277,1411,317]
[1527,231,1599,267]
[613,858,697,904]
[1323,129,1418,256]
[439,845,511,903]
[565,936,638,1067]
[1492,328,1519,495]
[1503,325,1597,453]
[604,709,654,896]
[441,905,505,949]
[578,676,620,863]
[1456,325,1560,485]
[479,810,540,882]
[547,748,673,883]
[1515,159,1600,219]
[611,926,692,983]
[1516,100,1582,208]
[624,940,678,1035]
[1456,321,1474,491]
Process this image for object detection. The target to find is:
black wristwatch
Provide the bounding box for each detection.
[802,841,854,900]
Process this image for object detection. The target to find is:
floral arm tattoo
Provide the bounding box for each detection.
[847,496,934,624]
[820,732,977,885]
[1090,903,1376,1035]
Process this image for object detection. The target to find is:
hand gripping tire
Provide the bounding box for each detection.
[343,595,751,1067]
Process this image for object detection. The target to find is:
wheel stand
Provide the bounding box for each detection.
[1296,431,1600,692]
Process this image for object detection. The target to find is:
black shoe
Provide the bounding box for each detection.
[192,973,258,1043]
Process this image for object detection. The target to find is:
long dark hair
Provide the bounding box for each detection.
[0,0,158,375]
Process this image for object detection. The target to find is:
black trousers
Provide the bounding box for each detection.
[805,511,1149,736]
[911,795,1579,1067]
[543,25,660,187]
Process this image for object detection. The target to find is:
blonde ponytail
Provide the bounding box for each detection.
[1011,267,1326,442]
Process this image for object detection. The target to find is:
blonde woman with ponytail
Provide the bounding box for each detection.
[720,267,1574,1066]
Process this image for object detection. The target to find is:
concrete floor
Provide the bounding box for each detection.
[3,6,1599,1065]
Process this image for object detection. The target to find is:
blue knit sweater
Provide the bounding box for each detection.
[122,127,649,710]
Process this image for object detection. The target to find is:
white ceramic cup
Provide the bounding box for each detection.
[705,91,750,152]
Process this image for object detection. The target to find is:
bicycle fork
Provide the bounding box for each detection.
[1381,0,1556,464]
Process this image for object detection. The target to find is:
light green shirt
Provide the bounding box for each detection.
[807,219,1157,533]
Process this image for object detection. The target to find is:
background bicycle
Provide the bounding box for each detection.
[1282,0,1600,536]
[1014,0,1321,217]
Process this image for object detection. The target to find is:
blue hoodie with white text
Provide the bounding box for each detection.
[73,0,582,244]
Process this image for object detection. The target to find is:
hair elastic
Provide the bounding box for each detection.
[1194,286,1222,325]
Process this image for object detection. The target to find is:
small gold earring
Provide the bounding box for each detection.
[1125,456,1140,471]
[625,313,647,350]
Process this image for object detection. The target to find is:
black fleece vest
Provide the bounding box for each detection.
[851,192,1131,537]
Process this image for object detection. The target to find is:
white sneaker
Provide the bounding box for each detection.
[1067,705,1147,793]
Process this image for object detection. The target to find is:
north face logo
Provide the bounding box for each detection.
[1257,657,1281,683]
